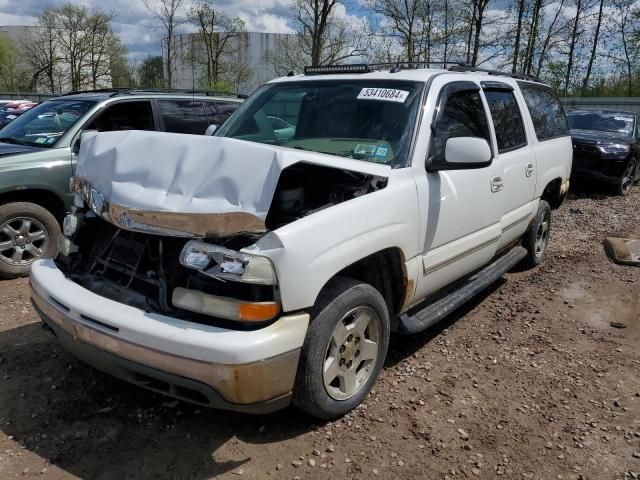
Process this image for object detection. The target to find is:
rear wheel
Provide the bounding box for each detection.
[292,277,390,419]
[0,202,60,278]
[616,158,636,196]
[521,200,551,269]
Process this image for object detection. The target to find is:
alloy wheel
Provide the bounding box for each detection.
[323,306,381,401]
[0,217,48,266]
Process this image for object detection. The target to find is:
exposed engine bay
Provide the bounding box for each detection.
[266,163,387,230]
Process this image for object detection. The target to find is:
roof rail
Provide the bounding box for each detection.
[60,88,131,97]
[60,88,243,98]
[447,64,541,82]
[112,88,239,98]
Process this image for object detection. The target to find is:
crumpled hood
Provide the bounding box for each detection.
[76,130,391,235]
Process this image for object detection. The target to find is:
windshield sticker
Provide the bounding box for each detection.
[354,144,377,156]
[357,88,410,103]
[45,137,57,144]
[34,137,47,144]
[614,116,632,122]
[375,146,388,157]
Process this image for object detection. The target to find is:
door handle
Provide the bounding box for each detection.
[491,176,503,193]
[525,162,535,177]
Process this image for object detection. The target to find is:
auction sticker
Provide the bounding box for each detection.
[358,88,409,103]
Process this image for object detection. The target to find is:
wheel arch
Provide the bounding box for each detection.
[540,177,565,209]
[315,247,408,322]
[0,189,66,222]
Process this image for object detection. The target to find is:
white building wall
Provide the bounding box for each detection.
[167,31,295,94]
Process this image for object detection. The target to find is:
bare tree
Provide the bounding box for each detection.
[609,0,640,95]
[511,0,526,72]
[187,1,245,88]
[19,11,60,93]
[535,0,567,78]
[143,0,184,88]
[56,4,91,91]
[86,10,116,89]
[365,0,424,63]
[297,0,370,66]
[581,0,604,94]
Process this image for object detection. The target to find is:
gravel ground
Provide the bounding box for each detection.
[1,184,639,480]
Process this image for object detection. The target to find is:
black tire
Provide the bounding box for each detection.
[616,157,636,195]
[292,277,390,420]
[0,202,60,279]
[521,200,551,269]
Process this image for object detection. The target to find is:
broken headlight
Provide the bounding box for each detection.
[179,240,277,285]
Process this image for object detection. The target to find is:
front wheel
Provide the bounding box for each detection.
[292,277,390,420]
[616,157,636,195]
[0,202,60,278]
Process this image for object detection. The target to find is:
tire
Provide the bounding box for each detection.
[292,277,390,420]
[520,200,551,269]
[616,157,636,196]
[0,202,60,278]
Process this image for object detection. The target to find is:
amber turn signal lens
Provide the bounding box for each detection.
[239,302,281,321]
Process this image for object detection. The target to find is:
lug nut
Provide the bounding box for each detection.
[347,334,353,342]
[347,360,353,368]
[339,358,345,367]
[355,337,361,344]
[355,350,360,358]
[339,345,346,353]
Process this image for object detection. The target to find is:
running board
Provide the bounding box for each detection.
[398,246,527,335]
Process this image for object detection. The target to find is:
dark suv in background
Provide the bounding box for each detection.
[0,89,242,278]
[567,109,639,195]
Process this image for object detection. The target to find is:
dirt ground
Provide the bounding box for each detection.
[1,184,640,480]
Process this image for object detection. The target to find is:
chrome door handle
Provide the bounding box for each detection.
[525,162,535,177]
[491,176,504,193]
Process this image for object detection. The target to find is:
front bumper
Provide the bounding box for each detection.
[571,153,629,184]
[30,259,310,413]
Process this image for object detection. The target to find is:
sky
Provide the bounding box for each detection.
[0,0,307,60]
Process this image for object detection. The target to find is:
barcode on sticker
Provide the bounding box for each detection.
[357,88,410,103]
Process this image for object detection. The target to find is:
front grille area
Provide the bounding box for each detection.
[572,144,601,169]
[57,216,276,326]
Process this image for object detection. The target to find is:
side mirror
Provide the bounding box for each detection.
[204,124,218,136]
[428,137,492,172]
[72,129,98,155]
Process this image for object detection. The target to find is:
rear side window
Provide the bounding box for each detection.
[157,99,208,135]
[87,101,155,132]
[430,89,490,160]
[518,82,569,141]
[484,90,527,152]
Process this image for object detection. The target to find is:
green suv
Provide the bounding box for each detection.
[0,89,242,277]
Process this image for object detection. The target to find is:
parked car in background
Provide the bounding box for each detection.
[0,89,242,278]
[0,100,37,129]
[567,109,639,195]
[31,65,571,418]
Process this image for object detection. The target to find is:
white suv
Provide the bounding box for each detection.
[30,64,572,419]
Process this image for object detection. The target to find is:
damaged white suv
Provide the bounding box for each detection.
[30,64,572,419]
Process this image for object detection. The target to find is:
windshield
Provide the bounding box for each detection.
[567,110,635,136]
[0,99,95,147]
[217,80,424,167]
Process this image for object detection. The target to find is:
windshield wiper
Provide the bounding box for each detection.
[0,137,28,146]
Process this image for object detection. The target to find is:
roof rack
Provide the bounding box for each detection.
[60,88,244,99]
[447,64,540,82]
[304,61,464,76]
[301,61,541,82]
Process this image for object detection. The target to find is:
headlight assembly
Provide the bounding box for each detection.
[179,240,277,285]
[598,143,630,156]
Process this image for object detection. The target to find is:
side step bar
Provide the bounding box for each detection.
[398,246,527,335]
